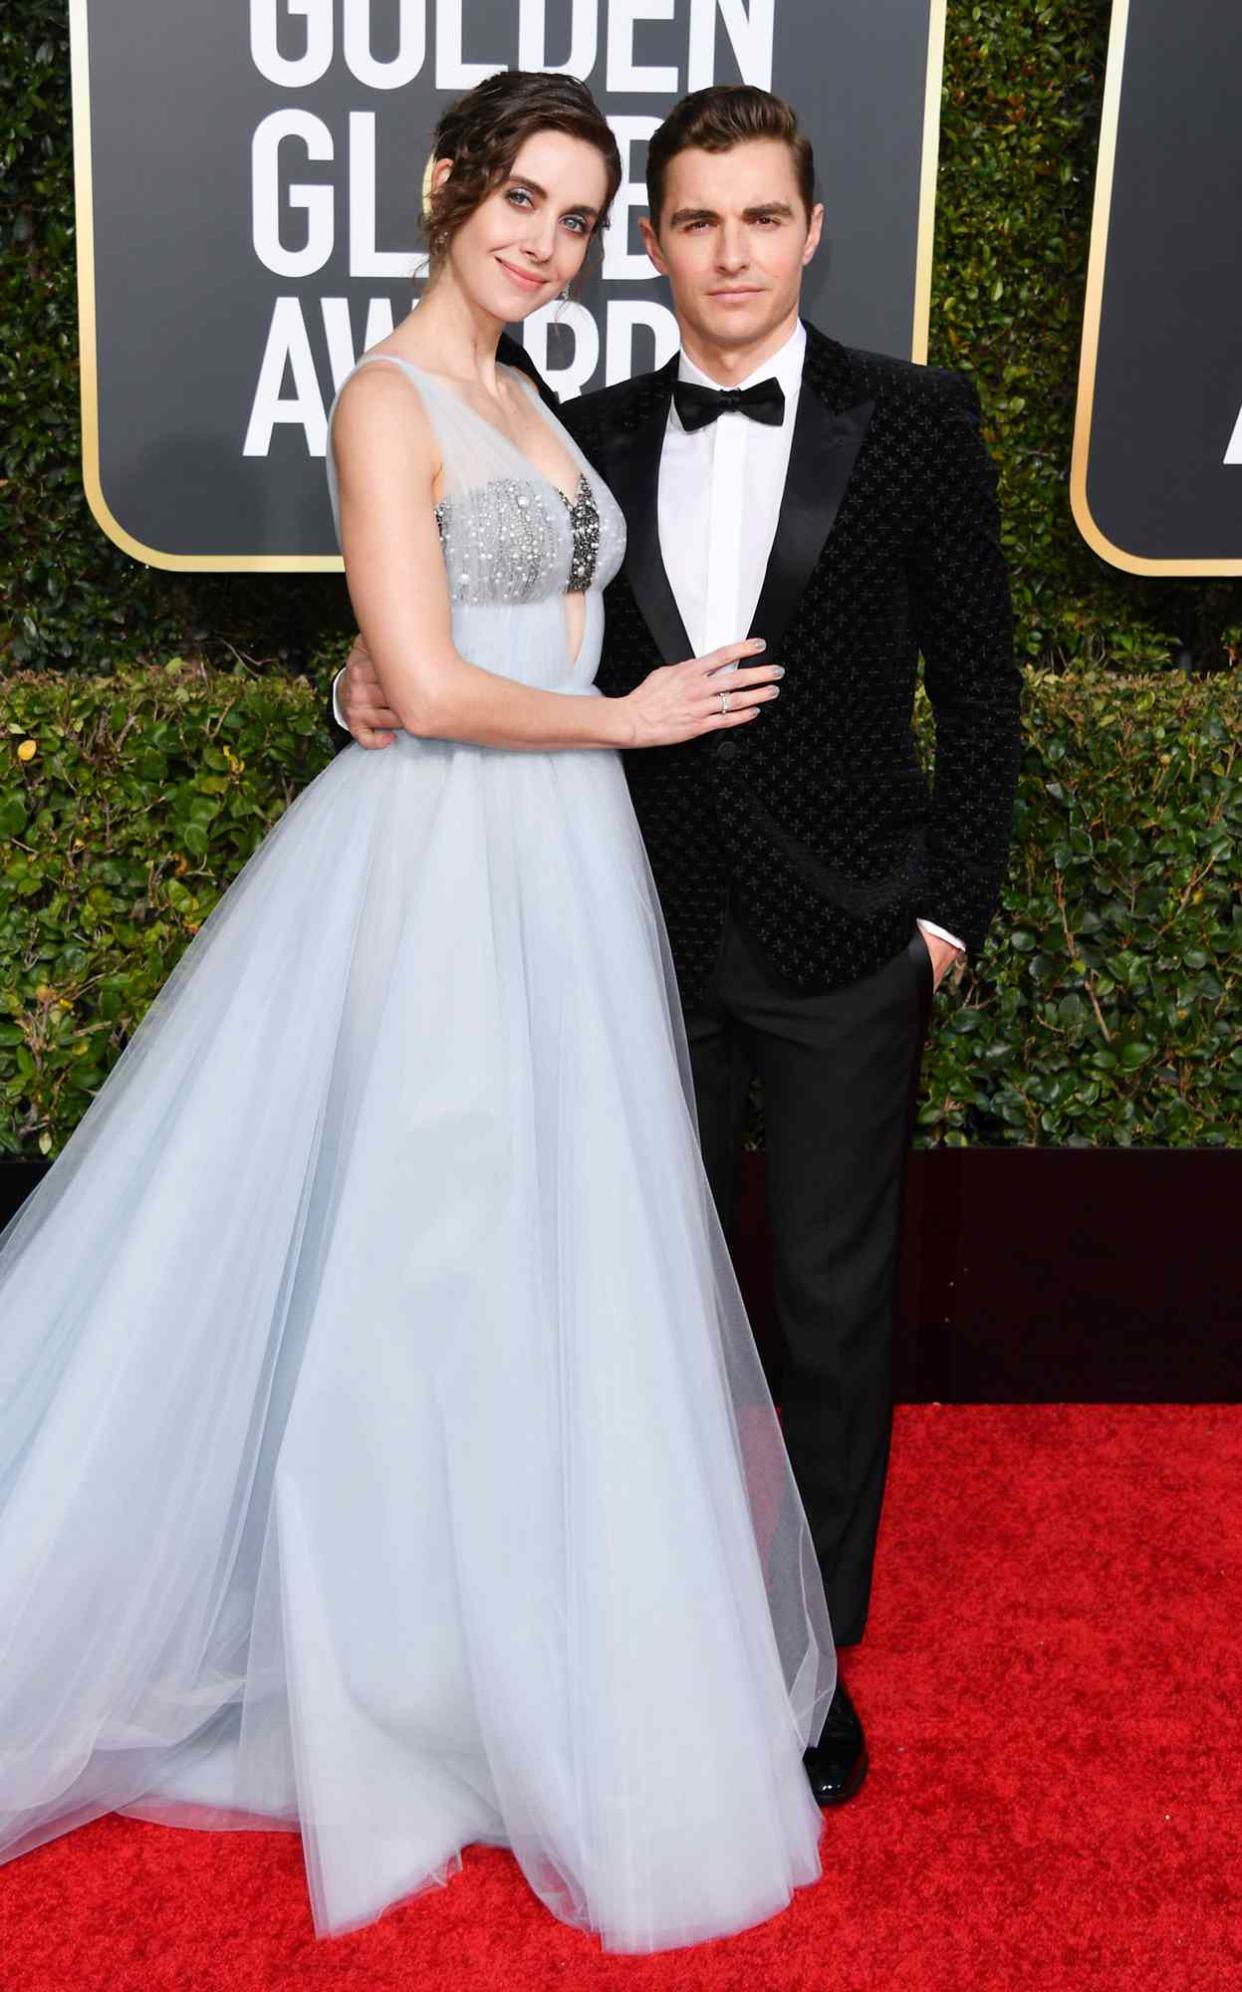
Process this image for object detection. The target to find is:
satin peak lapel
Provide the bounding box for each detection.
[599,367,691,666]
[748,385,874,650]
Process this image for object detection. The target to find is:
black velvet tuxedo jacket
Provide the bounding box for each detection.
[331,323,1020,1008]
[556,322,1021,1006]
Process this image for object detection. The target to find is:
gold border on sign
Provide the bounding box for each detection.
[70,1,950,573]
[1070,0,1242,575]
[911,0,947,365]
[69,0,342,572]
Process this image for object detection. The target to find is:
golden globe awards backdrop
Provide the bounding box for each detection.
[1072,0,1242,575]
[69,0,946,571]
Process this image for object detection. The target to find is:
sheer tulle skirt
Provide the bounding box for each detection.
[0,732,833,1949]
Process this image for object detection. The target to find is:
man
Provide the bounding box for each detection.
[332,85,1021,1807]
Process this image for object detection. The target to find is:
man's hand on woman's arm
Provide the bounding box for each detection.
[332,365,781,755]
[334,641,400,750]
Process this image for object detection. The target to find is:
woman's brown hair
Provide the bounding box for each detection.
[645,85,816,232]
[424,71,622,269]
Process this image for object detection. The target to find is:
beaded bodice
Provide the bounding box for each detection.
[328,355,624,614]
[433,470,605,604]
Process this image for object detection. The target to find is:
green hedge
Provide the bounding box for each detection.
[931,1,1240,673]
[919,670,1238,1147]
[1,1,1239,676]
[2,5,1238,1157]
[2,666,1237,1157]
[0,667,330,1154]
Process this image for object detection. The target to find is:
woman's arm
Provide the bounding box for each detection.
[331,366,779,752]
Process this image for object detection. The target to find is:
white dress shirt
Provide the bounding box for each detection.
[659,321,807,658]
[334,325,963,955]
[657,324,962,957]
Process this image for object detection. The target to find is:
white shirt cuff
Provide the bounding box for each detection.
[917,918,966,954]
[331,668,346,732]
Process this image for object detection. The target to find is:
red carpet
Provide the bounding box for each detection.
[2,1405,1238,1992]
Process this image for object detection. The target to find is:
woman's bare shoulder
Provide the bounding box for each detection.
[332,359,440,486]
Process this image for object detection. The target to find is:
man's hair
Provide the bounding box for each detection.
[645,85,816,231]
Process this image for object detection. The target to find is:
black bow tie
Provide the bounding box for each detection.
[672,376,786,433]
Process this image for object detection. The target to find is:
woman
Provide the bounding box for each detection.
[0,72,833,1950]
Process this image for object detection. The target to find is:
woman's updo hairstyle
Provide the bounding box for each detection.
[424,71,622,270]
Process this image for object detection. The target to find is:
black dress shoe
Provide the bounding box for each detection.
[804,1679,868,1806]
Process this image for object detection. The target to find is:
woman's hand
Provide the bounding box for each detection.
[620,640,782,748]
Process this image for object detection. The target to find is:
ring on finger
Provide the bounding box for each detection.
[719,689,731,715]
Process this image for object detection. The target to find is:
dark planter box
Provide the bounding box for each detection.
[2,1152,1238,1403]
[733,1148,1241,1402]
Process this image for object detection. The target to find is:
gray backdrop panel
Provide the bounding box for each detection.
[78,0,938,563]
[1083,0,1242,564]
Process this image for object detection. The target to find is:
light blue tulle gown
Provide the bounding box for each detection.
[0,358,834,1950]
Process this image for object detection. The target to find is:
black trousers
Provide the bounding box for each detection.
[683,909,933,1645]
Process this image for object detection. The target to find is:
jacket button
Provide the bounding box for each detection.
[716,739,738,763]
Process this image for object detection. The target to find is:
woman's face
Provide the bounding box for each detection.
[438,129,610,322]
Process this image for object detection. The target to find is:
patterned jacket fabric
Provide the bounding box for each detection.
[561,322,1021,1007]
[328,325,1021,1009]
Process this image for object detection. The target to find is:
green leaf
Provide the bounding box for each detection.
[0,795,29,838]
[1117,1042,1155,1070]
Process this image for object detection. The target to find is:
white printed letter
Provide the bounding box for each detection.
[252,111,334,279]
[1224,398,1242,465]
[603,117,660,281]
[688,0,774,91]
[349,113,424,278]
[518,0,597,76]
[243,297,326,456]
[607,0,678,93]
[522,302,600,401]
[343,0,426,89]
[435,0,506,87]
[250,0,332,88]
[320,297,399,392]
[605,301,680,385]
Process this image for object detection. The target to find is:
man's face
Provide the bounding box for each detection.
[640,138,823,354]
